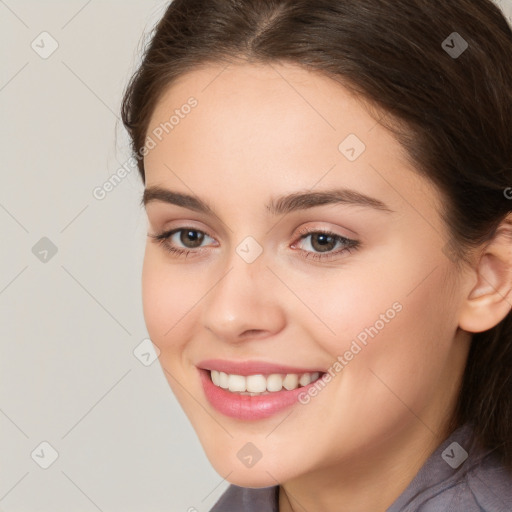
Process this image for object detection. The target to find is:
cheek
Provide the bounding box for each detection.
[141,247,199,352]
[141,249,206,411]
[334,269,457,423]
[309,242,455,358]
[299,249,458,397]
[287,263,402,357]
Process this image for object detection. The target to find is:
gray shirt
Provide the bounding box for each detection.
[209,422,512,511]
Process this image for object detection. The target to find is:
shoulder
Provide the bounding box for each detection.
[388,423,512,512]
[415,453,512,512]
[461,451,512,511]
[208,484,278,512]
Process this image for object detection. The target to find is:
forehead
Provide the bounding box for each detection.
[143,61,443,222]
[146,61,385,146]
[146,62,401,168]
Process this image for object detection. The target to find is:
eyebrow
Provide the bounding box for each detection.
[141,186,394,215]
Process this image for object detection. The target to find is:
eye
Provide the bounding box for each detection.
[148,227,216,257]
[148,226,360,262]
[292,227,360,261]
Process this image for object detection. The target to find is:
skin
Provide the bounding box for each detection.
[140,61,512,512]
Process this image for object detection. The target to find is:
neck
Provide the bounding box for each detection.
[278,418,452,512]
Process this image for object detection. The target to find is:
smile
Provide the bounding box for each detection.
[210,370,322,395]
[197,360,327,420]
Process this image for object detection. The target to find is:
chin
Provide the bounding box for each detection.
[223,469,283,489]
[204,450,288,488]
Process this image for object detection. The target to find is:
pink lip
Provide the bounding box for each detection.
[197,358,325,376]
[198,367,326,421]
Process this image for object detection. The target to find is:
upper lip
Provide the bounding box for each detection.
[197,359,326,376]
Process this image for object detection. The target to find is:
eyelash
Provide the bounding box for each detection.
[148,226,360,262]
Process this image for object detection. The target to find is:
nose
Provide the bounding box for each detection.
[201,247,286,344]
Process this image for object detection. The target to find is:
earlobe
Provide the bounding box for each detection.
[459,218,512,334]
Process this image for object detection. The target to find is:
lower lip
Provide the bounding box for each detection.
[199,368,323,421]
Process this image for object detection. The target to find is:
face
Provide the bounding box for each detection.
[141,61,470,486]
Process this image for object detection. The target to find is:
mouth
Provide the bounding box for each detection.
[208,369,324,395]
[197,361,327,420]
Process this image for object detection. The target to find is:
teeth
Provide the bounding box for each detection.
[267,374,283,392]
[209,370,323,394]
[283,373,299,390]
[299,373,311,386]
[219,371,229,389]
[228,374,246,392]
[246,374,267,393]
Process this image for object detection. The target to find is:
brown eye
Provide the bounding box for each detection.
[309,233,337,253]
[293,229,360,262]
[180,230,205,248]
[148,227,216,257]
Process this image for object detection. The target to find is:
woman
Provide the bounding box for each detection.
[121,0,512,510]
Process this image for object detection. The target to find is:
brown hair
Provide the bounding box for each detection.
[121,0,512,469]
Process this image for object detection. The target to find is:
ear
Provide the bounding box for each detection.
[459,214,512,333]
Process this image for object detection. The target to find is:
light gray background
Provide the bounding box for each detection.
[1,1,511,511]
